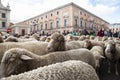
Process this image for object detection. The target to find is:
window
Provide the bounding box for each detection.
[2,22,6,27]
[45,23,47,29]
[80,11,82,15]
[80,20,82,27]
[64,19,68,27]
[85,22,86,28]
[75,19,77,26]
[50,22,53,29]
[51,13,53,16]
[2,13,6,18]
[56,20,60,27]
[57,11,59,15]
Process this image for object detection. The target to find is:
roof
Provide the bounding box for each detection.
[16,2,109,24]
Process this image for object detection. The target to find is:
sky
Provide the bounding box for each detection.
[2,0,120,24]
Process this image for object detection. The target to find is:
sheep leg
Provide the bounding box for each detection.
[115,61,119,75]
[108,61,111,74]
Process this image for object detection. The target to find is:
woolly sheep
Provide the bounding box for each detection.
[1,60,99,80]
[0,35,4,43]
[79,35,86,41]
[90,36,95,40]
[4,36,18,42]
[105,40,120,75]
[47,32,83,52]
[18,38,38,42]
[45,37,51,42]
[0,48,95,77]
[83,39,105,50]
[102,36,108,41]
[90,46,105,71]
[31,33,40,41]
[0,41,48,61]
[40,36,47,41]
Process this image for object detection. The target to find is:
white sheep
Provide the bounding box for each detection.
[0,41,48,61]
[30,33,40,41]
[0,48,95,78]
[1,60,99,80]
[4,36,18,42]
[47,32,83,52]
[39,36,47,41]
[105,40,120,75]
[83,39,105,50]
[90,46,105,72]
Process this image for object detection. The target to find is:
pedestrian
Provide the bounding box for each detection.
[97,29,104,37]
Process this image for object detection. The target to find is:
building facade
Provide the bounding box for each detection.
[0,0,10,32]
[109,23,120,32]
[12,2,109,35]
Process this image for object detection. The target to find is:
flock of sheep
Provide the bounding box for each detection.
[0,32,120,80]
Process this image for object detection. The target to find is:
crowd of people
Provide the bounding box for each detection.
[8,28,120,39]
[62,29,120,39]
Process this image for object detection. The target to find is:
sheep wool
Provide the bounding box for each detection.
[1,60,99,80]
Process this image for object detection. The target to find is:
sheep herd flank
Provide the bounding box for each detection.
[0,32,120,80]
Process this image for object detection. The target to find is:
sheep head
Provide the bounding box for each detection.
[83,39,92,50]
[105,40,116,61]
[31,33,40,41]
[0,48,36,78]
[93,51,105,69]
[47,32,66,52]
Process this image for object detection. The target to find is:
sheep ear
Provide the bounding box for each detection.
[21,55,33,60]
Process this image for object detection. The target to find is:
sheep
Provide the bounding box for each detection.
[23,34,30,38]
[18,38,38,42]
[90,36,95,40]
[0,48,96,78]
[47,32,83,52]
[105,40,120,75]
[85,35,90,39]
[39,36,47,41]
[4,36,18,42]
[0,35,4,43]
[45,37,51,42]
[83,39,105,50]
[94,36,102,41]
[0,41,48,61]
[31,33,40,41]
[65,34,73,41]
[79,35,86,41]
[90,46,105,72]
[102,36,108,41]
[1,60,99,80]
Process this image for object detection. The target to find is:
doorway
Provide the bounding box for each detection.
[21,29,25,36]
